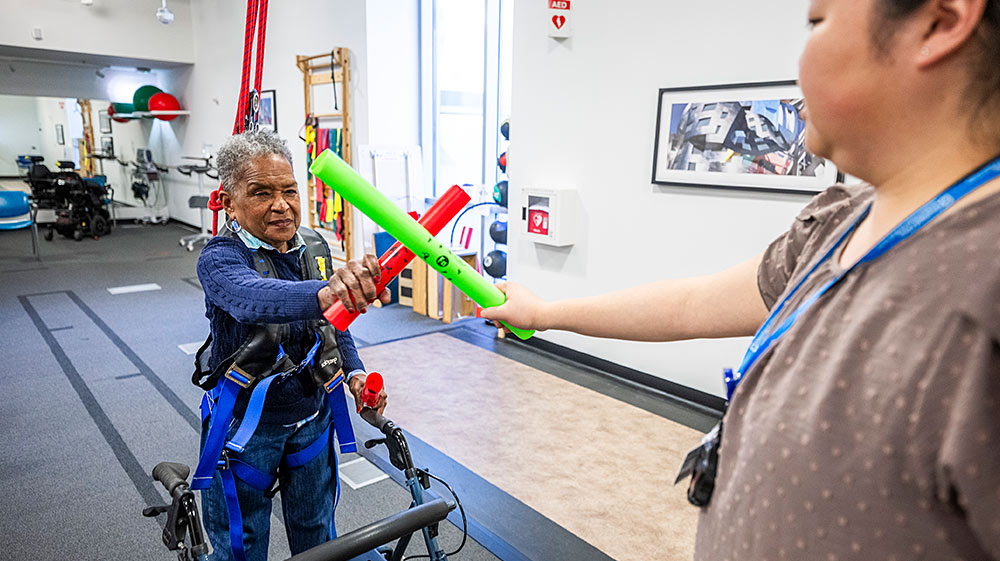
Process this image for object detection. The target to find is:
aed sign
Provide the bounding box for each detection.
[548,0,572,38]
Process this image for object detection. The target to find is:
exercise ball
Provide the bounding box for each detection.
[108,103,131,123]
[148,92,181,121]
[500,119,510,141]
[489,220,507,244]
[111,102,135,114]
[492,180,508,207]
[133,85,163,112]
[483,250,507,278]
[497,151,507,173]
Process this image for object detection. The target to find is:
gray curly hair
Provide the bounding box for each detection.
[216,129,294,192]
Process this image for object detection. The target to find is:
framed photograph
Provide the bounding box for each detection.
[651,81,839,195]
[101,136,115,157]
[259,89,277,133]
[55,124,65,145]
[98,110,113,134]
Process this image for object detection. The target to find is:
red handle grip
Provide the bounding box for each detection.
[360,371,383,410]
[323,184,471,330]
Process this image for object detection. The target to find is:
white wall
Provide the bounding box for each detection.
[1,0,421,234]
[365,0,421,147]
[509,0,817,398]
[161,0,372,232]
[91,99,163,208]
[34,97,75,169]
[0,0,193,64]
[0,62,172,107]
[0,95,42,176]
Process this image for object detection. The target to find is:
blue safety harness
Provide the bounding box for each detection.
[189,225,358,561]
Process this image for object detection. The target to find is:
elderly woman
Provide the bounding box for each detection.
[193,129,388,561]
[486,0,1000,559]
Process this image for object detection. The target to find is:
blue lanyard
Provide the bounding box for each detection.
[725,155,1000,401]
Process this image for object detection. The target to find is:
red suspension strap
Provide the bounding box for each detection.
[233,0,259,135]
[209,0,269,235]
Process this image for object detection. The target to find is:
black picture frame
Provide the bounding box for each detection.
[651,80,840,195]
[259,89,277,133]
[101,136,115,157]
[98,110,113,134]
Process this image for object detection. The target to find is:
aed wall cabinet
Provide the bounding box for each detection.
[520,186,580,246]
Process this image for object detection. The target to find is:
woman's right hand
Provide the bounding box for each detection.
[481,281,549,331]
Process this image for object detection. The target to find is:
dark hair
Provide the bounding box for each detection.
[871,0,1000,124]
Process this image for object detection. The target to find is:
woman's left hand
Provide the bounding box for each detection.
[348,373,388,414]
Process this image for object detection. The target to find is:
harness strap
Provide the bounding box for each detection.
[230,458,276,491]
[220,469,248,561]
[297,333,322,372]
[200,393,211,424]
[283,423,331,469]
[225,374,279,454]
[324,373,358,454]
[192,366,254,490]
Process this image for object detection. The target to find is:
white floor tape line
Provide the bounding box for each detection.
[107,283,162,295]
[178,342,203,355]
[339,457,389,490]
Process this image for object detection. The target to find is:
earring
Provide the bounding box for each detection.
[920,46,930,57]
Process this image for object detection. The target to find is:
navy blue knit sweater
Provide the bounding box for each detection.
[197,234,364,425]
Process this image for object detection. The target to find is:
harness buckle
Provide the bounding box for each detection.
[218,449,232,471]
[323,371,344,394]
[225,364,255,389]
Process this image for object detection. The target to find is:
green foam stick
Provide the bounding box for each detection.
[310,149,534,340]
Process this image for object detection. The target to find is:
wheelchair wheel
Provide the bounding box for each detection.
[91,214,110,237]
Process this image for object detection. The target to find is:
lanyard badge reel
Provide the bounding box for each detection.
[675,421,722,507]
[674,368,733,507]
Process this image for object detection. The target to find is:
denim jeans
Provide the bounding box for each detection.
[200,405,338,561]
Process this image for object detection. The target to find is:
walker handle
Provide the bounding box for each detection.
[360,408,394,435]
[152,462,191,498]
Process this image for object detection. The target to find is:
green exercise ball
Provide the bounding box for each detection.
[133,85,163,112]
[111,102,135,114]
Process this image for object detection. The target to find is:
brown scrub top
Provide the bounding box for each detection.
[695,184,1000,561]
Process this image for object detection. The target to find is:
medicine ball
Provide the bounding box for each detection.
[492,180,508,207]
[483,250,507,278]
[497,151,507,173]
[500,119,510,141]
[489,220,507,244]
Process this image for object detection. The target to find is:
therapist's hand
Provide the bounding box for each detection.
[322,254,391,313]
[481,281,550,331]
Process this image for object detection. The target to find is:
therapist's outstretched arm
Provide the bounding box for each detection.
[481,253,768,342]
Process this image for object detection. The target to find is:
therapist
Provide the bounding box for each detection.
[484,0,1000,559]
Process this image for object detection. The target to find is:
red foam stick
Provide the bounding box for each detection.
[323,184,471,330]
[359,371,383,411]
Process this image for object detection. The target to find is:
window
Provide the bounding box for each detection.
[421,0,510,197]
